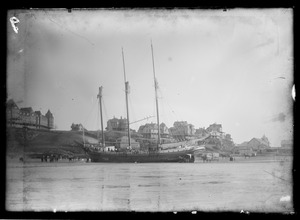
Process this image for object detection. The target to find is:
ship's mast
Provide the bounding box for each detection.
[151,41,161,150]
[97,86,105,147]
[122,48,131,148]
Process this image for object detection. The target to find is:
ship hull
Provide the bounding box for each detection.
[87,149,196,163]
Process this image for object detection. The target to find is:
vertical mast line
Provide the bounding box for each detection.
[151,41,161,149]
[122,48,131,147]
[122,48,127,83]
[98,86,105,147]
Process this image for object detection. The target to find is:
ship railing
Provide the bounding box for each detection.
[89,147,193,154]
[100,150,150,155]
[159,146,192,153]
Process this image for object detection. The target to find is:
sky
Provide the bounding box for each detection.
[7,9,294,147]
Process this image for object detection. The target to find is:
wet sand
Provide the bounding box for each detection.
[6,157,293,212]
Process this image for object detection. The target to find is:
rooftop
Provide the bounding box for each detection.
[250,138,269,147]
[20,107,34,114]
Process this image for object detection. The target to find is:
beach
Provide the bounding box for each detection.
[6,156,293,212]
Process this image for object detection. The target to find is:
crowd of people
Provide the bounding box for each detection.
[40,154,90,162]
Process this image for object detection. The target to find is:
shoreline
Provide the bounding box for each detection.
[195,155,292,163]
[6,155,292,167]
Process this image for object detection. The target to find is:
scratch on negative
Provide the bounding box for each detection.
[263,170,290,183]
[42,10,94,46]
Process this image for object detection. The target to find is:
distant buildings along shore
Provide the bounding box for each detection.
[7,99,288,156]
[104,117,235,149]
[6,99,54,130]
[233,135,292,156]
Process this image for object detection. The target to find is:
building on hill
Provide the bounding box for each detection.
[159,123,170,138]
[138,122,170,140]
[169,121,195,140]
[206,123,224,138]
[233,135,271,155]
[34,111,48,129]
[107,117,119,130]
[7,99,19,109]
[247,136,270,152]
[225,134,232,141]
[71,123,87,131]
[206,123,222,132]
[106,116,128,132]
[20,107,34,114]
[6,99,20,125]
[6,99,54,130]
[138,122,158,139]
[46,110,54,129]
[195,127,208,137]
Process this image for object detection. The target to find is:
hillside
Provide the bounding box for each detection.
[6,127,99,159]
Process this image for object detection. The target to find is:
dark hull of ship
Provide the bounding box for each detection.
[87,149,196,163]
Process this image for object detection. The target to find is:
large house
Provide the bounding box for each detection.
[106,116,128,132]
[169,121,195,140]
[71,123,87,131]
[225,134,233,141]
[6,99,54,130]
[206,123,224,137]
[247,136,270,151]
[195,127,208,137]
[138,122,170,139]
[159,123,170,138]
[234,135,271,154]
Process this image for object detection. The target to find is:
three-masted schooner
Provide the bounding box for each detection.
[84,43,206,163]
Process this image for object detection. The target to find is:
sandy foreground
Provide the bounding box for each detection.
[6,155,293,213]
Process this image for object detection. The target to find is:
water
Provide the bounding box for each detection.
[6,158,293,212]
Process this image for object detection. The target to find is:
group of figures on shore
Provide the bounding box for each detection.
[200,154,236,163]
[40,154,91,163]
[41,155,60,162]
[18,155,91,163]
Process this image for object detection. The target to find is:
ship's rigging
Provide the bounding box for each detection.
[151,41,161,150]
[82,43,208,162]
[122,48,131,148]
[81,43,209,148]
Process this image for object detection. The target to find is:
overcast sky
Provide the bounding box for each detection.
[7,9,293,147]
